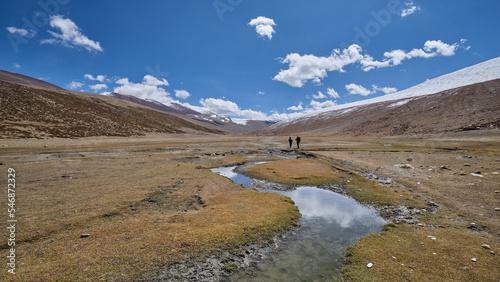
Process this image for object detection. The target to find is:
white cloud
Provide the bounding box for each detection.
[312,91,327,99]
[113,75,173,105]
[13,63,21,69]
[248,16,276,40]
[67,81,83,89]
[326,88,340,98]
[373,85,397,94]
[273,44,366,87]
[310,100,337,110]
[401,1,420,18]
[199,98,268,120]
[346,83,374,96]
[275,40,466,87]
[6,27,36,38]
[143,75,169,86]
[41,15,103,52]
[258,91,265,95]
[90,83,108,92]
[84,74,108,82]
[287,102,303,111]
[174,90,191,99]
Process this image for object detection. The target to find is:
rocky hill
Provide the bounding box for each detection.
[0,80,221,138]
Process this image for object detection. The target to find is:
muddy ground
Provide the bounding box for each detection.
[0,131,499,281]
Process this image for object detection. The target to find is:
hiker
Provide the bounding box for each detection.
[288,137,293,148]
[296,136,301,149]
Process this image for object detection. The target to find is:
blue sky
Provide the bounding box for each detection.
[2,0,499,121]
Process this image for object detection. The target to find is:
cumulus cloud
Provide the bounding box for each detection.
[67,81,83,89]
[312,91,327,99]
[248,16,276,40]
[90,83,107,92]
[199,98,268,120]
[113,75,173,105]
[41,15,103,52]
[6,27,36,38]
[310,100,337,110]
[258,91,265,95]
[326,88,340,98]
[174,90,191,99]
[287,102,303,111]
[274,40,466,87]
[372,85,397,94]
[84,74,108,82]
[345,84,374,96]
[346,83,398,96]
[401,1,420,18]
[13,63,21,69]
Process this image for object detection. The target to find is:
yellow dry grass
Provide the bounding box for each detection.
[343,224,500,281]
[246,159,341,186]
[0,136,300,281]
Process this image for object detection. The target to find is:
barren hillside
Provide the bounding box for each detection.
[0,70,64,91]
[0,80,221,138]
[262,78,500,136]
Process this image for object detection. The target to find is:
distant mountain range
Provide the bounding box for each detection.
[262,57,500,136]
[106,92,276,134]
[1,57,499,138]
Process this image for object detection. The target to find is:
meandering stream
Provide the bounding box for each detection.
[211,163,386,281]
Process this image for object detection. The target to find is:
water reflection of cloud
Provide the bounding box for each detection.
[287,187,385,228]
[211,166,238,178]
[211,167,385,229]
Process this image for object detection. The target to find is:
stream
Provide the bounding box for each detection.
[211,164,386,281]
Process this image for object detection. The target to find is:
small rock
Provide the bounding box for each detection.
[471,258,477,262]
[492,172,499,175]
[418,223,425,227]
[439,165,450,170]
[427,236,437,240]
[367,262,373,268]
[459,171,466,175]
[490,251,496,255]
[464,163,471,166]
[80,234,91,238]
[427,201,440,207]
[471,172,484,177]
[395,163,414,169]
[433,252,437,255]
[495,190,500,194]
[482,244,491,249]
[407,158,413,162]
[495,208,500,212]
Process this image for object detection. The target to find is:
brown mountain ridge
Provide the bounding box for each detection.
[0,80,221,138]
[261,78,500,136]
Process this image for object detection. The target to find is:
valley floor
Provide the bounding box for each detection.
[0,131,499,281]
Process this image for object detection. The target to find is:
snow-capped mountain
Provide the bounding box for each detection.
[264,57,500,136]
[279,56,500,125]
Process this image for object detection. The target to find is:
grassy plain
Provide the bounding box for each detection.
[0,131,499,281]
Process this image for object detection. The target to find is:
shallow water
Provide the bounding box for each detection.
[211,165,386,281]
